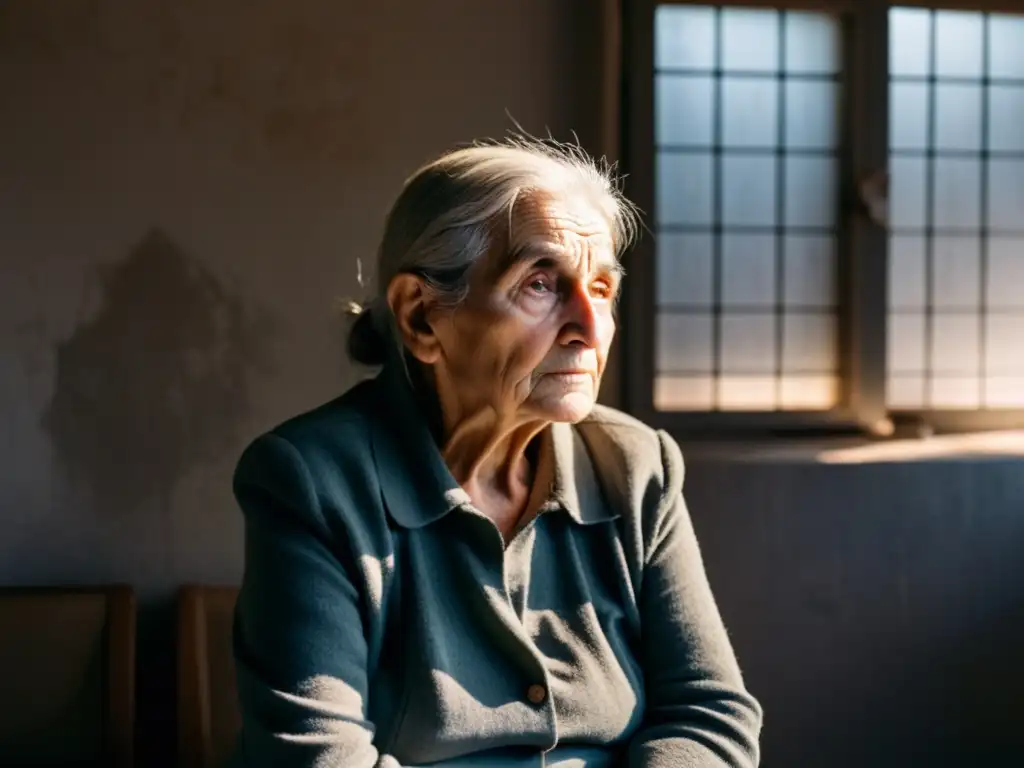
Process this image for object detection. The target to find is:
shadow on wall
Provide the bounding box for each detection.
[42,228,274,518]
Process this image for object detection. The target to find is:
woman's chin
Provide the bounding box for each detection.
[533,392,598,423]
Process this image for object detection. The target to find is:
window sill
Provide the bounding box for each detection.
[677,429,1024,465]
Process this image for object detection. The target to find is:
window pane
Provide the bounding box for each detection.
[717,376,777,410]
[779,376,837,409]
[986,377,1024,408]
[784,12,840,74]
[785,156,837,228]
[929,377,981,409]
[721,8,778,72]
[890,8,932,77]
[986,237,1024,308]
[784,235,835,308]
[785,81,839,149]
[989,15,1024,78]
[656,75,714,146]
[720,314,775,372]
[656,233,714,306]
[654,375,715,410]
[934,84,983,151]
[988,86,1024,153]
[932,237,980,309]
[890,157,928,229]
[889,375,926,408]
[655,5,716,70]
[889,313,926,373]
[986,160,1024,230]
[931,314,980,374]
[657,153,713,226]
[783,313,835,371]
[985,315,1024,374]
[889,235,927,309]
[722,155,776,226]
[889,82,930,151]
[656,313,713,372]
[721,234,776,306]
[934,11,984,78]
[932,158,981,230]
[722,78,778,147]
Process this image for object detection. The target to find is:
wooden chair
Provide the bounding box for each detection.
[177,584,240,768]
[0,585,136,767]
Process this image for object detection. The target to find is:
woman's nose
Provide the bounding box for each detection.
[558,281,600,348]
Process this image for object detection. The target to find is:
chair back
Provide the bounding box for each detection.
[177,584,240,768]
[0,585,135,768]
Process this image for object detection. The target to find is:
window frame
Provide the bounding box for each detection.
[620,0,1024,436]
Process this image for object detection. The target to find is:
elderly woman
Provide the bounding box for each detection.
[230,139,762,767]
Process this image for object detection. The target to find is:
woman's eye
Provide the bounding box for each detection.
[591,281,612,298]
[527,277,553,294]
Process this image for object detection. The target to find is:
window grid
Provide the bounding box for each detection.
[774,16,787,408]
[888,7,1024,411]
[923,7,937,404]
[979,14,991,406]
[654,7,842,412]
[710,8,723,403]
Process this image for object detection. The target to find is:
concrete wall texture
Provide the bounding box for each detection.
[2,2,1023,766]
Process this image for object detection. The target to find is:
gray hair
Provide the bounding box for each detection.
[347,136,640,366]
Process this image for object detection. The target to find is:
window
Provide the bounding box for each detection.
[623,1,1024,434]
[887,7,1024,412]
[653,6,843,413]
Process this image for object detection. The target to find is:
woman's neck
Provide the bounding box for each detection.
[443,419,546,540]
[413,369,547,530]
[440,411,545,496]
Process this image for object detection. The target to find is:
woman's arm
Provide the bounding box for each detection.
[627,432,763,767]
[231,432,402,768]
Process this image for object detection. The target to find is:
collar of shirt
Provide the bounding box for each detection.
[369,360,619,530]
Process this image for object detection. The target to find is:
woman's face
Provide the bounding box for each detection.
[429,190,621,425]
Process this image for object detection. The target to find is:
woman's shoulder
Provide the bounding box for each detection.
[573,406,686,529]
[577,405,684,479]
[231,376,403,575]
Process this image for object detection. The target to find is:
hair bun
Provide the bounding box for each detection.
[347,306,388,366]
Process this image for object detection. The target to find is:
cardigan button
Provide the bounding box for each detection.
[526,684,547,705]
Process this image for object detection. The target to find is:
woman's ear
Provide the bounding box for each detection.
[387,274,443,365]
